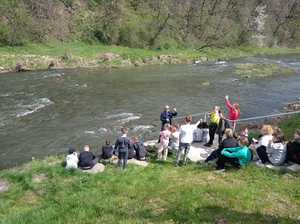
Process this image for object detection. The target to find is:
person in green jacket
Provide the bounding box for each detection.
[216,137,252,170]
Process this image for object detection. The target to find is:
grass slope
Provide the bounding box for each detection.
[0,116,300,224]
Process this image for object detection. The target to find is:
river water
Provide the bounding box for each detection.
[0,54,299,169]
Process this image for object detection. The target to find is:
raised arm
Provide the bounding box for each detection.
[225,96,234,110]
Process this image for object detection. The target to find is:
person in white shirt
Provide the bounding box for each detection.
[176,115,201,166]
[256,125,274,164]
[65,147,79,169]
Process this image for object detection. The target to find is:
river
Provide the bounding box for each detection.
[0,54,299,169]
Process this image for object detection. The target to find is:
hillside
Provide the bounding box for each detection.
[0,0,299,49]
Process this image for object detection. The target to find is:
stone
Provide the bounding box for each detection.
[100,53,120,62]
[32,173,47,184]
[0,180,10,193]
[82,163,105,174]
[127,159,149,167]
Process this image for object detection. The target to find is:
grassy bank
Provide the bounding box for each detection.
[0,116,300,223]
[0,42,300,73]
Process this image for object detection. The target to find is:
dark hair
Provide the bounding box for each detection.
[68,147,76,154]
[185,115,192,123]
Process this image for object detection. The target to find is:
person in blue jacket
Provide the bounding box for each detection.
[216,137,252,170]
[160,105,177,130]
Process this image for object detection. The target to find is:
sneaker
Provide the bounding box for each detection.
[255,160,265,167]
[204,143,212,147]
[215,168,225,173]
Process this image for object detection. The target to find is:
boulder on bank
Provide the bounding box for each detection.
[99,53,121,62]
[0,179,10,193]
[82,163,105,174]
[15,63,30,72]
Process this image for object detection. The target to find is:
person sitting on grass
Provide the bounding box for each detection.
[286,129,300,164]
[101,140,115,160]
[176,115,201,166]
[114,127,132,169]
[157,124,171,161]
[216,137,252,171]
[65,147,79,170]
[255,125,274,165]
[266,127,286,166]
[132,137,147,161]
[78,144,97,170]
[205,128,239,163]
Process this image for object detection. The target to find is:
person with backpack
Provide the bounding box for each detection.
[101,140,115,160]
[132,137,147,161]
[114,127,132,169]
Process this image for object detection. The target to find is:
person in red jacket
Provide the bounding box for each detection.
[225,95,240,131]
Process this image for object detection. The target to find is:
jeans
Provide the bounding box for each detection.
[118,150,128,169]
[176,143,190,165]
[216,155,240,170]
[256,146,270,164]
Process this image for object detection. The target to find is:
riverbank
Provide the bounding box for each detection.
[1,42,300,73]
[0,115,300,223]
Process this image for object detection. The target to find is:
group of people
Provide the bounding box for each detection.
[64,95,300,171]
[65,127,147,170]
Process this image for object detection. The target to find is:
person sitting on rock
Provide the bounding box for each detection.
[255,125,274,165]
[132,137,147,161]
[160,105,177,130]
[65,147,79,170]
[216,137,252,171]
[114,127,132,169]
[286,129,300,164]
[101,140,115,160]
[78,144,97,170]
[205,128,239,163]
[266,127,286,166]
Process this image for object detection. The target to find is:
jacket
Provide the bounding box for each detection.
[225,99,240,121]
[160,111,177,125]
[266,142,286,166]
[221,146,252,166]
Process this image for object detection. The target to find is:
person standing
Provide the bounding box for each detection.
[114,127,132,169]
[204,106,221,147]
[224,95,240,131]
[160,105,177,130]
[157,124,171,161]
[176,115,201,166]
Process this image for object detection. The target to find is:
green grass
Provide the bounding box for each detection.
[0,112,300,224]
[1,149,300,223]
[0,41,300,72]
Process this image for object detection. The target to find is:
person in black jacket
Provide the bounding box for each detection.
[101,140,114,160]
[132,137,147,161]
[114,127,132,169]
[205,128,239,163]
[286,129,300,164]
[78,144,97,169]
[160,105,177,130]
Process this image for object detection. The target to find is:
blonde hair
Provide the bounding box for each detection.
[261,125,274,135]
[224,128,234,138]
[164,123,171,130]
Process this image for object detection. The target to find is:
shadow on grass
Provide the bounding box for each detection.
[137,205,299,224]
